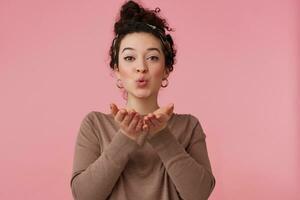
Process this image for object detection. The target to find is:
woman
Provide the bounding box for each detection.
[70,1,216,200]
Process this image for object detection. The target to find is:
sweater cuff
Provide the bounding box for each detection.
[104,129,139,167]
[147,126,186,163]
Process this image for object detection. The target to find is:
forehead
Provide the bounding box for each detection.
[119,32,162,52]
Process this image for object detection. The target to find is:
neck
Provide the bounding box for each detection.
[125,93,160,116]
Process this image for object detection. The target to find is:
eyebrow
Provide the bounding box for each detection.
[121,47,161,54]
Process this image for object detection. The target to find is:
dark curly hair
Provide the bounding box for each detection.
[109,0,176,74]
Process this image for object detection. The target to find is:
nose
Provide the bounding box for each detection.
[136,63,148,73]
[136,68,148,73]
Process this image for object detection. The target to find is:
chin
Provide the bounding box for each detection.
[134,92,151,99]
[132,89,152,98]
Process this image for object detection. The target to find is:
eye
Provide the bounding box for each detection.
[148,56,159,61]
[124,56,135,61]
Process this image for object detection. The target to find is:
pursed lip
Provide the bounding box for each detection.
[136,77,149,82]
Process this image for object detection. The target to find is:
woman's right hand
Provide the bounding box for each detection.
[110,103,145,142]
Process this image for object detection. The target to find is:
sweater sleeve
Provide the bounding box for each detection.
[146,117,216,200]
[70,112,139,200]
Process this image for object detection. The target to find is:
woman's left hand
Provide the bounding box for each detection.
[142,103,174,139]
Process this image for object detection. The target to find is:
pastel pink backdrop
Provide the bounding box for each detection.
[0,0,299,199]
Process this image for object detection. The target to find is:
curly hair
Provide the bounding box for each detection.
[109,0,176,74]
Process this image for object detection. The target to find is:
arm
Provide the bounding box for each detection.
[70,112,139,200]
[146,119,216,200]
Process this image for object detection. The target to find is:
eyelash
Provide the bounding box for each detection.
[123,56,159,61]
[124,56,134,61]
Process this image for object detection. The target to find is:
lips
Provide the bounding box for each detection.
[136,77,148,82]
[136,77,149,87]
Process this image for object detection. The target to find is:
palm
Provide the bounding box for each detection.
[110,103,174,139]
[142,103,174,137]
[152,106,173,121]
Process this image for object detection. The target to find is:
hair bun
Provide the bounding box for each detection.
[120,0,145,21]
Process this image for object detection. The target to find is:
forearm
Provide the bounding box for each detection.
[71,130,139,200]
[147,128,215,200]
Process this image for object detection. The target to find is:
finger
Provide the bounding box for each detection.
[154,114,163,123]
[135,118,144,132]
[149,114,161,126]
[115,108,127,122]
[122,110,135,126]
[142,124,149,132]
[158,103,173,116]
[128,113,140,130]
[126,108,135,113]
[144,115,155,127]
[166,103,174,115]
[110,103,119,116]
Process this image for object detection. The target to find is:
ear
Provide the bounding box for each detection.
[163,68,170,79]
[113,64,121,79]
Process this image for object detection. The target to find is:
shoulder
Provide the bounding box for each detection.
[77,111,105,131]
[81,111,111,123]
[80,111,116,133]
[173,112,201,127]
[78,110,113,138]
[170,112,206,146]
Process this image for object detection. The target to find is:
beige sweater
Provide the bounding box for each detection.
[70,111,216,200]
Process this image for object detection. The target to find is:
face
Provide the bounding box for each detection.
[114,32,169,99]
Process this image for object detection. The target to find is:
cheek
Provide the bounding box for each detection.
[152,71,161,79]
[118,67,132,79]
[121,71,131,78]
[118,58,133,78]
[151,66,165,78]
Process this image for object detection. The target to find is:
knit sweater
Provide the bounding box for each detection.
[70,111,216,200]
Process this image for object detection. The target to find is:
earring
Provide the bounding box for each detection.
[161,78,169,88]
[116,79,123,88]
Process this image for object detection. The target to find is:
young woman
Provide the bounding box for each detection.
[70,1,216,199]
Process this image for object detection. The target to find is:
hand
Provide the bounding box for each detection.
[142,103,174,139]
[110,103,145,142]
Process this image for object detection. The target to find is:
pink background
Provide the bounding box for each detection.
[0,0,299,199]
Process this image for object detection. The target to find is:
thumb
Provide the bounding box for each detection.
[110,103,119,116]
[166,103,174,115]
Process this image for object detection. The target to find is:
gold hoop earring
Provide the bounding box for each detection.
[116,79,123,88]
[161,78,169,88]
